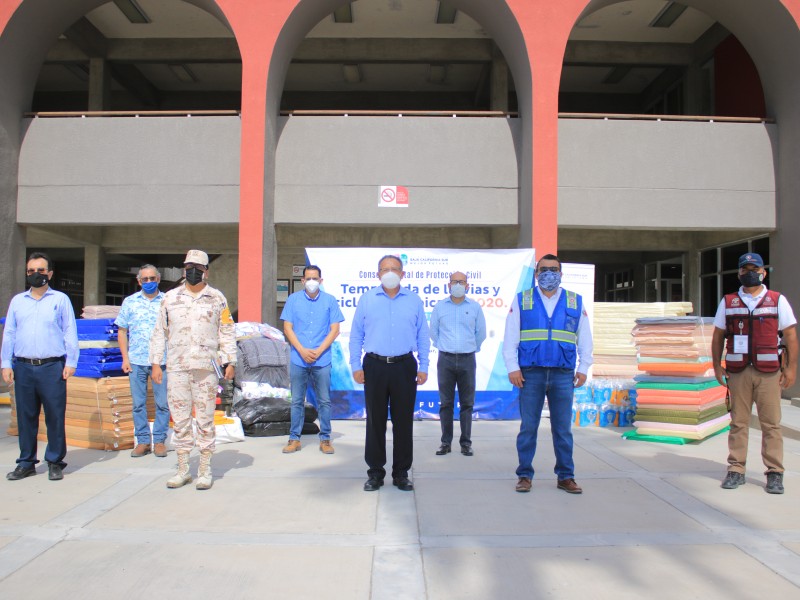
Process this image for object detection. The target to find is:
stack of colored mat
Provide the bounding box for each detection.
[76,319,125,378]
[36,376,154,451]
[592,302,692,378]
[628,316,730,442]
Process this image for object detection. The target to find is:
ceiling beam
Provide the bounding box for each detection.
[46,38,241,64]
[564,40,693,66]
[110,63,160,106]
[292,38,494,63]
[63,17,108,58]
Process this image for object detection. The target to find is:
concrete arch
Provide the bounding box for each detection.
[256,0,533,315]
[569,0,800,305]
[0,0,239,311]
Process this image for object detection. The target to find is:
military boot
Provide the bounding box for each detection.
[166,450,192,489]
[196,449,213,490]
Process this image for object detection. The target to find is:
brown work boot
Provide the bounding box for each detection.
[282,439,302,453]
[515,477,532,493]
[319,440,335,454]
[130,444,151,458]
[557,478,583,494]
[153,443,168,458]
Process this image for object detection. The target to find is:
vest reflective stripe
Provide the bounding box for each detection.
[757,353,779,362]
[725,307,750,316]
[752,307,778,317]
[522,289,534,311]
[520,329,548,341]
[551,330,578,344]
[725,353,744,362]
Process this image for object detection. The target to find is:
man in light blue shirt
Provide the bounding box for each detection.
[280,265,344,455]
[115,264,169,458]
[430,271,486,457]
[2,252,78,481]
[350,255,430,492]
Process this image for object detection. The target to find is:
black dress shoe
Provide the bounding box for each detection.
[363,477,384,492]
[6,465,36,481]
[460,445,474,456]
[392,477,414,491]
[48,464,64,481]
[435,444,451,456]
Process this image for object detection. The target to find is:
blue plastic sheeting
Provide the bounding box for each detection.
[77,319,117,327]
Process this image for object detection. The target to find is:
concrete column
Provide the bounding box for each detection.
[208,253,239,317]
[88,57,111,111]
[83,244,106,307]
[490,46,509,112]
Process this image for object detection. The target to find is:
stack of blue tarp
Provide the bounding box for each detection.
[76,318,125,378]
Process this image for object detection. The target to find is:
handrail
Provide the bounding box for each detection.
[24,110,240,118]
[22,109,774,124]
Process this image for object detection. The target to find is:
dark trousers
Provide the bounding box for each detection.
[363,354,418,480]
[437,352,476,447]
[13,359,68,468]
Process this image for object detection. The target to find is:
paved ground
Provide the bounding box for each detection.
[1,406,799,599]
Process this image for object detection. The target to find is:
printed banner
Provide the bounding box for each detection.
[304,248,594,420]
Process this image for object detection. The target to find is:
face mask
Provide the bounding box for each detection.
[381,271,401,290]
[537,270,561,292]
[141,281,159,294]
[26,272,48,288]
[739,270,763,287]
[450,283,466,298]
[305,280,320,294]
[185,267,205,286]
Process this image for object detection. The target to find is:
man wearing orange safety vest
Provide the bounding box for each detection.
[712,252,797,494]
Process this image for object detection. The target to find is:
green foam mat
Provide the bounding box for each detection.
[635,380,721,391]
[621,426,730,445]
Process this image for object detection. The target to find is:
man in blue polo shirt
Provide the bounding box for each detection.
[280,265,344,454]
[2,252,78,481]
[430,271,486,457]
[116,264,169,458]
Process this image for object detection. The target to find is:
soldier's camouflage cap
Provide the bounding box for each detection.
[184,249,209,266]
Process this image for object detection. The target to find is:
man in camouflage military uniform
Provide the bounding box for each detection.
[150,250,236,490]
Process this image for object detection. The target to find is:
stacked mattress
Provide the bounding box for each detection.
[592,302,692,378]
[37,376,154,451]
[630,316,730,441]
[76,318,125,378]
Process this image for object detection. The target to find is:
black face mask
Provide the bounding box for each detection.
[185,267,204,286]
[26,272,49,288]
[739,270,763,287]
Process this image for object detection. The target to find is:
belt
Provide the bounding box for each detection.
[440,351,475,356]
[15,356,64,366]
[367,352,412,364]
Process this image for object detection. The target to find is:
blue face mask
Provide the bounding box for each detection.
[537,270,561,292]
[141,281,159,294]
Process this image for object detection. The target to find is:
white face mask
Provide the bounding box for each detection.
[380,271,402,290]
[449,283,466,298]
[304,279,320,294]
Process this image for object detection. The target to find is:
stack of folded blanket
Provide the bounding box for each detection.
[629,316,730,442]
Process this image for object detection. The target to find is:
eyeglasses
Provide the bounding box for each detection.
[26,268,49,275]
[185,263,208,271]
[139,276,158,283]
[450,279,467,286]
[538,266,560,273]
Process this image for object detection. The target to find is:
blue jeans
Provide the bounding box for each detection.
[289,363,332,440]
[516,366,575,480]
[129,364,170,444]
[437,352,476,447]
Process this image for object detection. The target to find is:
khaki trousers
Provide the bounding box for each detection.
[167,369,218,452]
[726,366,783,474]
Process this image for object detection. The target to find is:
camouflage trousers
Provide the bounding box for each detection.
[167,369,218,452]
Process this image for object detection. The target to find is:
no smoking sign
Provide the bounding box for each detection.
[378,185,409,208]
